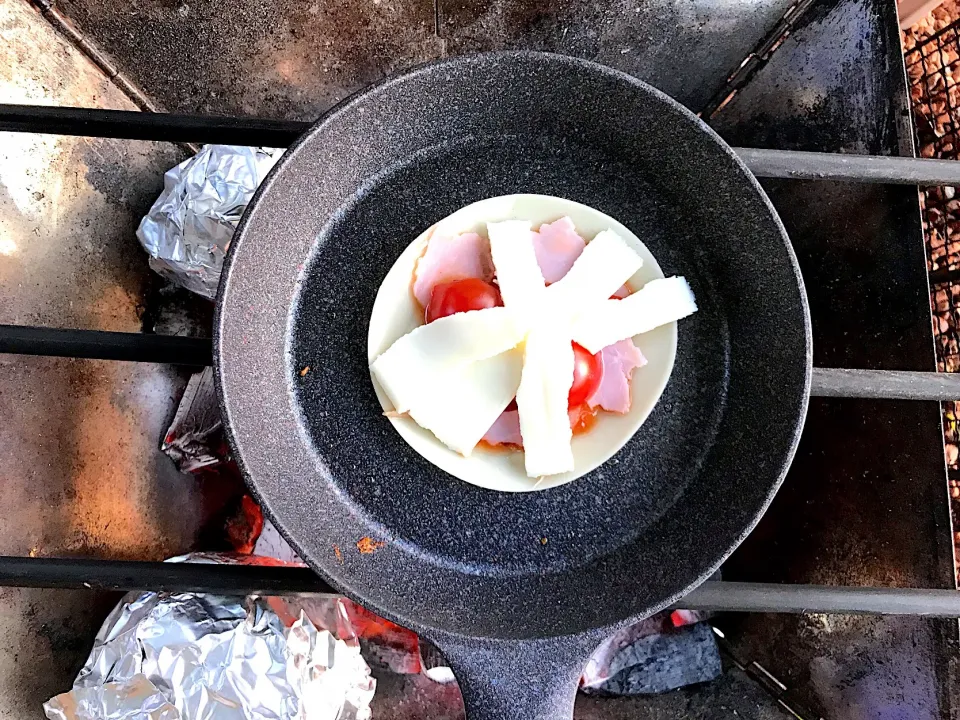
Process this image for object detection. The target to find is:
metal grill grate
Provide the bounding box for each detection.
[2,104,960,616]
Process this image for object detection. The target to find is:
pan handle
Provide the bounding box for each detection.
[431,632,598,720]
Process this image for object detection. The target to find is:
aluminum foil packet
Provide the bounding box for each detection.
[137,145,282,299]
[43,556,375,720]
[161,367,226,473]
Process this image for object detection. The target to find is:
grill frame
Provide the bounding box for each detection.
[904,17,960,584]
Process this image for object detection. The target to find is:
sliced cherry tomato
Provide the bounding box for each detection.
[426,278,502,323]
[568,342,603,407]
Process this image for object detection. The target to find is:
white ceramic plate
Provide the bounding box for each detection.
[367,194,677,492]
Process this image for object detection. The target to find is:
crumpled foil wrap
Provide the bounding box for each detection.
[160,367,225,473]
[43,557,375,720]
[137,145,282,299]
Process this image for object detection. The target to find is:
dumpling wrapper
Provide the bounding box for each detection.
[515,323,576,477]
[371,306,524,414]
[572,276,698,354]
[407,349,523,456]
[547,229,643,313]
[487,220,546,324]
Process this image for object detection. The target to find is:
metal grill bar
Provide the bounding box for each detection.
[810,368,960,400]
[5,329,960,401]
[0,104,306,146]
[0,325,211,366]
[0,556,333,594]
[734,147,960,185]
[4,104,960,185]
[684,582,960,616]
[3,557,960,616]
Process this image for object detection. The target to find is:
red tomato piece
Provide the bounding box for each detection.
[568,342,603,407]
[426,278,503,323]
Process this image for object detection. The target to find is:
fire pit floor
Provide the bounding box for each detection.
[0,1,210,715]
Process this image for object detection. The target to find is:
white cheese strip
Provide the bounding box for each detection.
[516,324,575,478]
[371,306,524,413]
[407,349,523,456]
[571,276,698,354]
[487,220,545,321]
[546,229,643,311]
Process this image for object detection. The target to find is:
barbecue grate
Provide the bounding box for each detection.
[1,105,960,614]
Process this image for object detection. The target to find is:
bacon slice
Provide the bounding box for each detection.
[587,340,647,414]
[482,409,523,446]
[532,217,586,283]
[412,231,494,307]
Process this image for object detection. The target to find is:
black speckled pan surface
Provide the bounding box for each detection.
[215,52,811,719]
